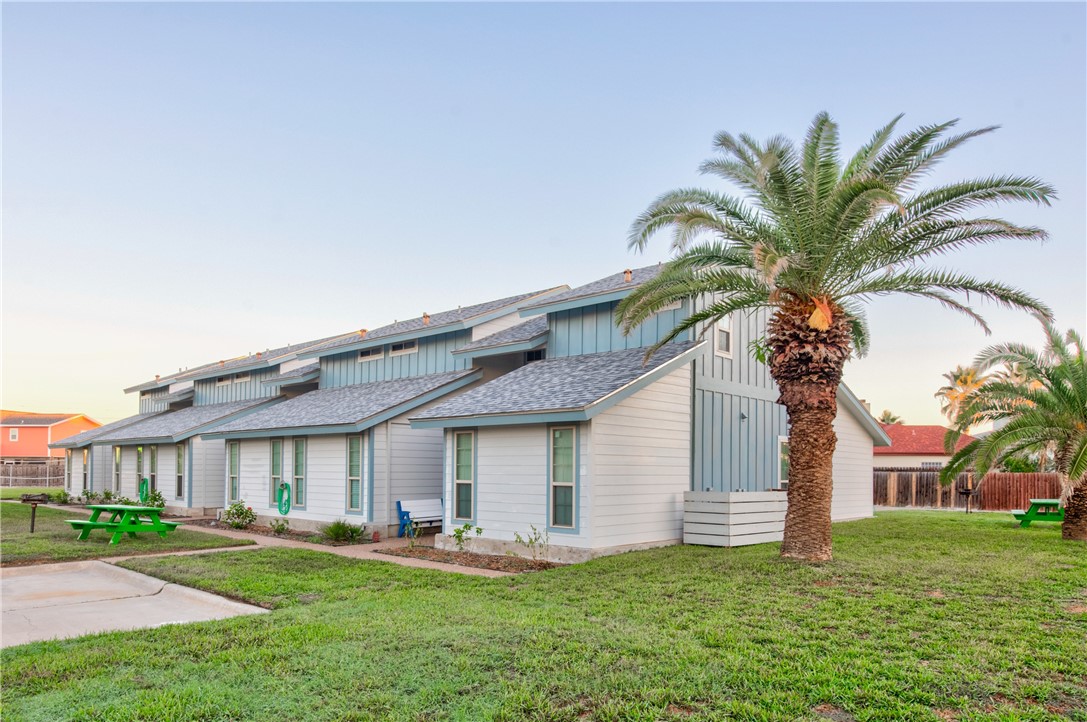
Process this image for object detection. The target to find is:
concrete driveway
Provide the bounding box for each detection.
[1,560,267,648]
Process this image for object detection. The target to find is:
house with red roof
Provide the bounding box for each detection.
[1,411,101,462]
[874,424,976,469]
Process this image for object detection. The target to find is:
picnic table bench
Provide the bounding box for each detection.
[67,504,182,545]
[1012,498,1064,527]
[397,498,443,537]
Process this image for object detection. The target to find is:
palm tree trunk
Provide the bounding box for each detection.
[1062,486,1087,541]
[767,300,853,562]
[779,399,837,560]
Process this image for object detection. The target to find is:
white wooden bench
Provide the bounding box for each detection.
[396,498,443,537]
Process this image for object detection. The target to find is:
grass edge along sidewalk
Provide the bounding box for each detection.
[0,502,253,566]
[3,511,1085,721]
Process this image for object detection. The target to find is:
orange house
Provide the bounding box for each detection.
[0,411,102,461]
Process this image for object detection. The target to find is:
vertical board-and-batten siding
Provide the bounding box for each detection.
[319,331,472,388]
[193,368,281,406]
[590,365,692,548]
[138,388,171,414]
[830,406,875,521]
[546,302,690,358]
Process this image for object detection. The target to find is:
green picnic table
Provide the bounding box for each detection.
[1012,498,1065,527]
[67,504,182,545]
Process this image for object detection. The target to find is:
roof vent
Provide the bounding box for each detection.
[155,374,160,381]
[219,360,225,367]
[358,329,367,339]
[256,352,262,360]
[422,313,431,326]
[623,269,633,283]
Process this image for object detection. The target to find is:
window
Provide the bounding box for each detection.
[358,348,383,362]
[293,438,306,506]
[550,427,576,529]
[113,446,121,492]
[347,435,363,511]
[216,375,231,386]
[8,428,17,442]
[82,449,89,491]
[390,340,417,356]
[453,431,474,521]
[524,349,546,363]
[715,315,734,358]
[65,450,73,490]
[921,462,942,470]
[149,445,158,491]
[136,445,144,490]
[778,437,790,490]
[234,372,250,383]
[270,438,283,504]
[228,442,240,503]
[175,445,185,499]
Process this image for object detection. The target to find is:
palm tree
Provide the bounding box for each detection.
[935,365,987,427]
[617,112,1055,561]
[942,325,1087,541]
[878,410,903,425]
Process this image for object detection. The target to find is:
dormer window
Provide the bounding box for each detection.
[216,375,231,386]
[390,340,417,356]
[234,372,250,383]
[358,348,384,363]
[524,349,546,363]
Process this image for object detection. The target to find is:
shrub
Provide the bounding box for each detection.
[513,525,550,561]
[268,517,290,535]
[113,495,136,506]
[222,501,257,529]
[84,490,101,503]
[52,490,73,505]
[101,490,114,502]
[451,523,483,552]
[144,489,166,508]
[319,519,364,543]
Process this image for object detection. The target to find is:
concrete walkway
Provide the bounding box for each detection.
[0,560,268,648]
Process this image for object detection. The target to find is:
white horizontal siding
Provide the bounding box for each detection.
[590,366,691,547]
[120,446,138,498]
[831,407,875,521]
[190,437,226,509]
[471,312,525,342]
[388,421,443,520]
[91,444,113,494]
[872,453,952,468]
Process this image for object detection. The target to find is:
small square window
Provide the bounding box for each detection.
[216,375,231,386]
[358,348,383,362]
[8,428,17,442]
[234,372,250,383]
[524,349,546,363]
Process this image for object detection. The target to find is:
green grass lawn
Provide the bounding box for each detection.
[2,512,1084,721]
[0,501,253,566]
[0,486,57,500]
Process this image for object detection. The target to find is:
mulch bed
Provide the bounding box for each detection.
[184,518,377,547]
[375,546,561,573]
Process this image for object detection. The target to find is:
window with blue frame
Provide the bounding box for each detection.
[269,439,283,504]
[550,427,575,528]
[453,431,474,520]
[228,442,240,502]
[347,435,363,511]
[293,438,306,506]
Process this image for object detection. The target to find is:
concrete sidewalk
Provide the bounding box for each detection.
[0,560,268,648]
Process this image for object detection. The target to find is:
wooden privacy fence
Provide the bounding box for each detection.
[0,461,66,487]
[873,468,1062,511]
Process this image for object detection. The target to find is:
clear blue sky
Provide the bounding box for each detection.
[4,2,1085,424]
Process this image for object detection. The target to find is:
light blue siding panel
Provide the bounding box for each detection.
[319,331,471,388]
[139,389,170,414]
[546,301,691,359]
[194,368,280,406]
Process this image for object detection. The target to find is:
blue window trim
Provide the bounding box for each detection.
[344,433,367,517]
[546,423,580,535]
[451,429,477,525]
[186,439,194,508]
[367,431,375,523]
[292,437,308,510]
[227,441,241,503]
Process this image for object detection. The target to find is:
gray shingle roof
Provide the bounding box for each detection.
[1,411,83,426]
[413,342,698,420]
[160,388,194,403]
[93,399,274,443]
[212,370,478,434]
[454,317,549,354]
[51,412,164,448]
[520,264,663,311]
[264,362,320,383]
[302,288,564,356]
[174,335,351,381]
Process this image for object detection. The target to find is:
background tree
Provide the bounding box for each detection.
[878,410,903,425]
[942,324,1087,541]
[618,112,1054,560]
[935,366,987,428]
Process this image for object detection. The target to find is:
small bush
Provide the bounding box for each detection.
[222,501,257,529]
[113,495,136,506]
[452,523,483,552]
[52,490,73,504]
[84,490,101,503]
[101,490,115,502]
[319,519,364,543]
[268,517,290,535]
[144,489,166,508]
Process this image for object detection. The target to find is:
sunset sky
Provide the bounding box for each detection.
[3,2,1084,425]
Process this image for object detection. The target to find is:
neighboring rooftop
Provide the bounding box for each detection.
[453,317,549,355]
[301,287,567,357]
[413,342,700,422]
[520,264,663,313]
[50,412,164,449]
[93,399,276,444]
[874,424,975,456]
[1,411,92,426]
[208,369,480,436]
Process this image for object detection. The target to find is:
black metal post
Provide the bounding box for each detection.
[30,502,38,532]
